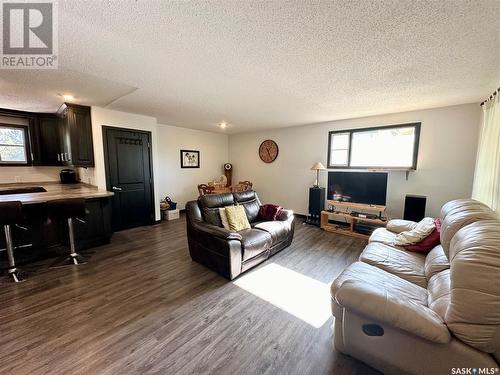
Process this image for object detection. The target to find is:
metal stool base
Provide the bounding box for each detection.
[50,254,88,268]
[8,268,28,283]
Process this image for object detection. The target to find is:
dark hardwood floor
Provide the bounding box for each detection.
[0,216,378,375]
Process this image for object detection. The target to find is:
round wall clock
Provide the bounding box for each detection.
[259,140,279,163]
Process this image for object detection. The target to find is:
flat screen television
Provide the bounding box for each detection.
[327,171,388,205]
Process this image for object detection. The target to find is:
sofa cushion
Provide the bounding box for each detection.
[387,219,417,234]
[198,193,234,226]
[335,275,450,344]
[359,242,427,287]
[424,245,450,280]
[331,261,428,317]
[201,207,222,227]
[445,220,500,355]
[368,227,400,247]
[427,269,451,320]
[253,221,288,246]
[233,191,261,222]
[440,205,498,257]
[440,198,492,221]
[199,192,234,208]
[239,228,273,261]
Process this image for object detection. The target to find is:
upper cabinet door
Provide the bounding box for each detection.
[64,104,95,167]
[33,114,64,166]
[0,104,95,167]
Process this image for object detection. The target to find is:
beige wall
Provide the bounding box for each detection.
[85,107,228,218]
[0,103,481,220]
[228,103,481,218]
[156,124,229,209]
[83,107,161,220]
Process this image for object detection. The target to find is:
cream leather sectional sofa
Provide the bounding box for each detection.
[330,199,500,374]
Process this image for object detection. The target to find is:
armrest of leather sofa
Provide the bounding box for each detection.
[190,221,242,241]
[335,281,451,344]
[386,219,418,234]
[277,209,294,223]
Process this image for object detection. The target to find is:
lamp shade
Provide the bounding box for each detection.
[310,162,326,171]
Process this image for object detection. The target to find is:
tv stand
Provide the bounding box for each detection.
[320,200,387,239]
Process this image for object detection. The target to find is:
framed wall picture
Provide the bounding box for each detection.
[180,150,200,168]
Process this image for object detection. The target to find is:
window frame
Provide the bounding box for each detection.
[327,122,421,170]
[327,131,351,167]
[0,123,32,166]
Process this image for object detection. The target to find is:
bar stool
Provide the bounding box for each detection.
[0,201,27,282]
[48,198,88,267]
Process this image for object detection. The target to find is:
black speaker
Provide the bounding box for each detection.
[404,195,426,222]
[307,187,325,226]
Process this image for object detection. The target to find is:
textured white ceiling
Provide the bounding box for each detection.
[0,69,137,112]
[0,1,498,133]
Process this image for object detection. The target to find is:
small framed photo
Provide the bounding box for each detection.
[180,150,200,168]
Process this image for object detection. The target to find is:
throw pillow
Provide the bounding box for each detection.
[219,207,230,230]
[225,205,251,231]
[404,218,442,253]
[259,204,283,221]
[387,219,418,234]
[393,217,436,246]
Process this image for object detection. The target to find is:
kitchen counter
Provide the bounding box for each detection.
[0,181,113,269]
[0,182,113,204]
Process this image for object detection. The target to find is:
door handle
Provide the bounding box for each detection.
[112,186,122,191]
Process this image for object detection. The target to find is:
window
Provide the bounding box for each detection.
[329,132,350,167]
[0,124,29,165]
[328,123,420,170]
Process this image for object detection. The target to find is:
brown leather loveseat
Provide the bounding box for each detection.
[186,191,295,280]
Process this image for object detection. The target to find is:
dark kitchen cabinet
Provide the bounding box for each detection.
[32,114,65,166]
[31,103,95,167]
[74,198,112,249]
[0,197,112,269]
[59,104,95,167]
[0,104,95,167]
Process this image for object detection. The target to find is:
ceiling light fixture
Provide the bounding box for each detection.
[62,94,74,101]
[219,122,227,129]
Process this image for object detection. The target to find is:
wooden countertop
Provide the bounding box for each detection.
[0,182,113,204]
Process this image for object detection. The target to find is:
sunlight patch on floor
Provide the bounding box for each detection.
[233,263,331,328]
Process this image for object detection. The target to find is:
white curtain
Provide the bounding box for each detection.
[472,91,500,211]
